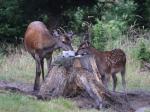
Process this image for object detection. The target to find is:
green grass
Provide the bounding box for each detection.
[0,90,99,112]
[0,50,35,83]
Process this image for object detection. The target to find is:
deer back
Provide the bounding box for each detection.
[24,21,55,54]
[76,41,126,74]
[24,21,74,56]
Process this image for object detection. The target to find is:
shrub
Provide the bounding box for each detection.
[0,0,25,42]
[137,42,150,63]
[102,0,137,24]
[63,7,84,32]
[91,20,127,50]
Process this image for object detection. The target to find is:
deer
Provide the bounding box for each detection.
[75,41,127,97]
[24,21,74,91]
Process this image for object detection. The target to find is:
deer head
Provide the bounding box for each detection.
[52,29,74,51]
[75,40,91,55]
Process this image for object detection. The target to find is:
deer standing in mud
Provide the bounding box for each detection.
[76,41,127,95]
[24,21,73,91]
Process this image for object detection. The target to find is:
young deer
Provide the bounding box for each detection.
[76,41,127,94]
[24,21,73,91]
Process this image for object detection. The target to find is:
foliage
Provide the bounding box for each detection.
[91,20,126,50]
[137,42,150,63]
[64,0,137,32]
[0,0,25,42]
[65,7,84,32]
[134,0,150,28]
[130,38,150,65]
[102,0,137,24]
[0,0,149,44]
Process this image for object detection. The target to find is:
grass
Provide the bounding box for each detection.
[0,40,150,112]
[0,50,35,83]
[0,90,99,112]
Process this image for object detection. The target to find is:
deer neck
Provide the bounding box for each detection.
[52,38,60,49]
[90,47,99,54]
[89,47,104,60]
[53,38,73,51]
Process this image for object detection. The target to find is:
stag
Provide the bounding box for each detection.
[75,41,127,94]
[24,21,73,91]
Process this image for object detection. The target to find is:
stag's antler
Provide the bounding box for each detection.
[56,28,63,34]
[82,21,92,43]
[59,27,66,34]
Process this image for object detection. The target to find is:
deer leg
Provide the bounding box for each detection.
[112,74,117,91]
[121,69,128,101]
[121,69,126,92]
[34,54,41,91]
[46,55,52,71]
[102,74,109,89]
[106,75,110,89]
[101,74,106,88]
[40,59,44,81]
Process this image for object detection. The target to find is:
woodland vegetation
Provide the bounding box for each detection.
[0,0,150,63]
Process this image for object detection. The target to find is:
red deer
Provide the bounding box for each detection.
[75,41,127,94]
[24,21,73,91]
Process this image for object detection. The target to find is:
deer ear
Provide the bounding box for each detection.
[57,28,64,35]
[85,40,90,47]
[52,30,59,38]
[67,31,74,38]
[64,31,74,42]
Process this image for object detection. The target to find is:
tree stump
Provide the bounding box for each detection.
[37,55,135,112]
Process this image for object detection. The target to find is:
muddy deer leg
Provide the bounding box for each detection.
[40,59,44,81]
[34,55,41,91]
[102,74,109,89]
[112,74,117,91]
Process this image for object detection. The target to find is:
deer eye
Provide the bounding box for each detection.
[65,37,70,42]
[62,40,67,44]
[79,47,84,50]
[62,38,66,42]
[62,41,65,43]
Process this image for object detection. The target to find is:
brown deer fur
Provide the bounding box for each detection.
[76,41,127,93]
[24,21,73,91]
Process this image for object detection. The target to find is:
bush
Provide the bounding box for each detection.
[137,42,150,63]
[102,0,137,24]
[91,20,127,50]
[65,7,84,32]
[0,0,25,42]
